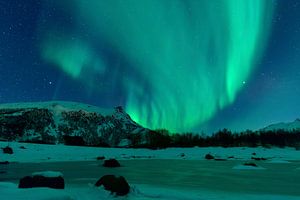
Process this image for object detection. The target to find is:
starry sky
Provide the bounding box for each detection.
[0,0,300,133]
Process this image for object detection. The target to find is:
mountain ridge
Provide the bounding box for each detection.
[261,119,300,132]
[0,101,148,147]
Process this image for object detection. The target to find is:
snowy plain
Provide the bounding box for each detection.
[1,141,300,200]
[1,181,300,200]
[1,141,299,163]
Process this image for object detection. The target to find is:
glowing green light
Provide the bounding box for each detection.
[41,0,274,132]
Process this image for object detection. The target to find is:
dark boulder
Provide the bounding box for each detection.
[179,153,185,157]
[95,175,130,196]
[103,159,121,167]
[0,161,9,165]
[2,146,13,154]
[243,162,258,167]
[205,153,214,160]
[251,157,267,161]
[18,174,64,189]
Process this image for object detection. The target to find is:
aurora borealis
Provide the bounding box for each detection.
[1,0,300,133]
[40,0,274,132]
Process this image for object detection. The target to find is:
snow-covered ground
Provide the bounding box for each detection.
[1,142,300,200]
[232,164,266,170]
[1,181,300,200]
[1,141,299,163]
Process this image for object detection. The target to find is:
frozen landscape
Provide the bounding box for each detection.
[1,141,300,200]
[1,102,300,199]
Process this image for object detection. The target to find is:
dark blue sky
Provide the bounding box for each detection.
[0,0,300,133]
[203,0,300,132]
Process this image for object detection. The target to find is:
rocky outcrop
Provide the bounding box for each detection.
[103,159,121,167]
[0,101,148,147]
[243,162,258,167]
[205,153,214,160]
[18,172,65,189]
[0,108,56,143]
[2,146,13,154]
[95,175,130,196]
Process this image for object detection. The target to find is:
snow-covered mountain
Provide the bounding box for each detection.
[261,119,300,132]
[0,101,148,147]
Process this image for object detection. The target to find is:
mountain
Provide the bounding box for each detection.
[261,119,300,132]
[0,101,148,147]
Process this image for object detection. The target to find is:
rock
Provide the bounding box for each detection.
[251,157,267,161]
[205,153,214,160]
[0,161,9,165]
[19,146,26,149]
[127,155,153,159]
[228,156,235,159]
[179,153,185,157]
[18,172,64,189]
[97,156,105,160]
[252,152,256,156]
[243,162,257,167]
[2,146,13,154]
[95,175,130,196]
[103,159,121,167]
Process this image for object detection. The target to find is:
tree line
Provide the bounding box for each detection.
[132,128,300,149]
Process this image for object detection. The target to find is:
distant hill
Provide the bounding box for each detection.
[261,119,300,132]
[0,101,148,147]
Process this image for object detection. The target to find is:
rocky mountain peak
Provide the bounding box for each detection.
[0,101,148,147]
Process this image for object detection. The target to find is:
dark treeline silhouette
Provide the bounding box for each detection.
[135,128,300,149]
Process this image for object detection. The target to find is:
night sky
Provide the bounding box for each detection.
[0,0,300,133]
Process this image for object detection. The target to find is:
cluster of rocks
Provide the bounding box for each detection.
[204,152,268,162]
[204,153,227,161]
[17,158,130,196]
[202,152,266,169]
[18,172,130,196]
[19,172,65,189]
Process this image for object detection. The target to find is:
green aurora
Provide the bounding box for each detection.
[41,0,274,132]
